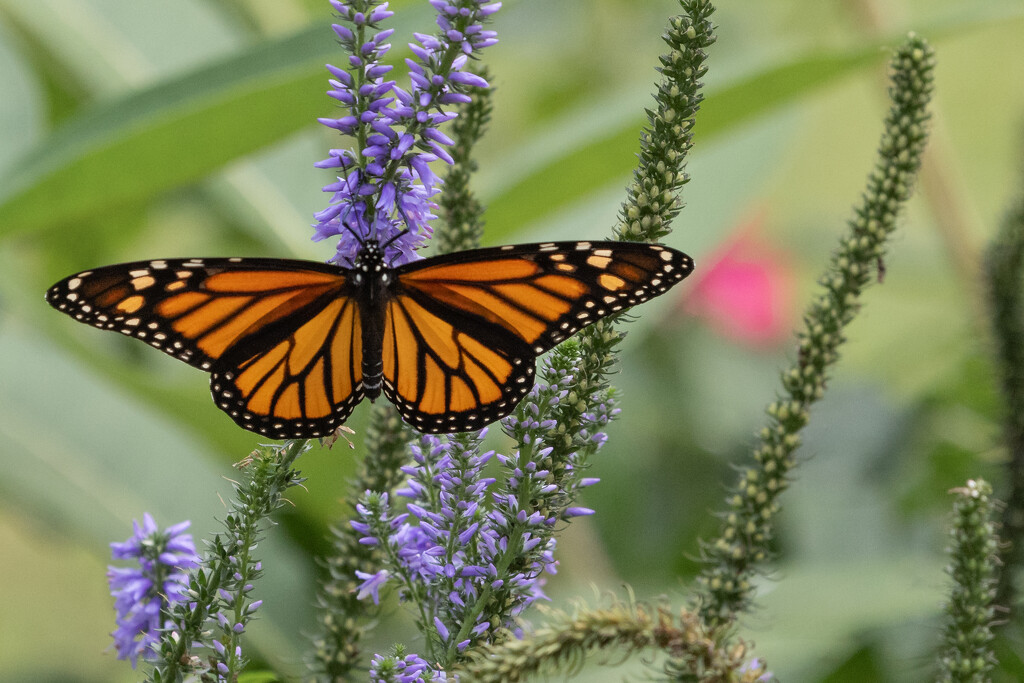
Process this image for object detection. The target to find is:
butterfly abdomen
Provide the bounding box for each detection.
[354,258,389,402]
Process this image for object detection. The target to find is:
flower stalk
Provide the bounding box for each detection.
[984,167,1024,613]
[457,601,767,683]
[313,0,500,267]
[938,479,1000,682]
[614,0,715,245]
[107,515,199,668]
[561,0,716,483]
[308,403,414,678]
[346,342,619,670]
[150,439,309,681]
[694,33,936,630]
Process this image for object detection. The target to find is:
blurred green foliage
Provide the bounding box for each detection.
[1,0,1023,680]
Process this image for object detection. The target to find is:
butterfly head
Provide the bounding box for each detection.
[350,239,395,289]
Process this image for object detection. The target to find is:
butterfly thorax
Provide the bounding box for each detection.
[351,241,391,401]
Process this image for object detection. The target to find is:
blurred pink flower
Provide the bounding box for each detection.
[681,218,796,347]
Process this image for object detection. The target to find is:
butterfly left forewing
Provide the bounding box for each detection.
[46,258,348,370]
[47,257,364,439]
[47,258,241,371]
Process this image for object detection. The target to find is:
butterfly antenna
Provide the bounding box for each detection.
[335,171,371,248]
[379,224,410,266]
[383,195,414,248]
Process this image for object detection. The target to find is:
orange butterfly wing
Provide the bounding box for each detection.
[46,258,363,439]
[383,241,694,433]
[47,242,693,438]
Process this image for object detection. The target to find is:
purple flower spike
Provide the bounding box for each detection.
[314,0,501,267]
[107,515,199,667]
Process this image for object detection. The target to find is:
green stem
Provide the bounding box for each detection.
[985,166,1024,613]
[938,480,1000,682]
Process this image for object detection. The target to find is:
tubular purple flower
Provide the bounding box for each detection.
[522,536,542,552]
[458,523,479,545]
[355,569,390,604]
[433,616,450,641]
[332,23,354,40]
[448,70,489,88]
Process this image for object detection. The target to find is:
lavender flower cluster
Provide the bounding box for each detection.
[312,0,500,267]
[354,434,505,643]
[107,514,199,667]
[353,359,615,667]
[369,650,448,682]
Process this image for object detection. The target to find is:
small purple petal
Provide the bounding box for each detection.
[433,617,450,641]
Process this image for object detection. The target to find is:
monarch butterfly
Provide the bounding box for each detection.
[46,240,693,438]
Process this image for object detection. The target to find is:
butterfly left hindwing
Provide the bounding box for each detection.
[210,289,365,439]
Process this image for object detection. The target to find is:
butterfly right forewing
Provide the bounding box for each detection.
[381,240,694,433]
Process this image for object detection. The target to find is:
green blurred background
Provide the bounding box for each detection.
[1,0,1023,680]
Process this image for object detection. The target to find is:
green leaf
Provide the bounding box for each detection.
[480,22,995,237]
[0,22,46,171]
[479,6,1024,237]
[0,3,430,236]
[4,9,1019,239]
